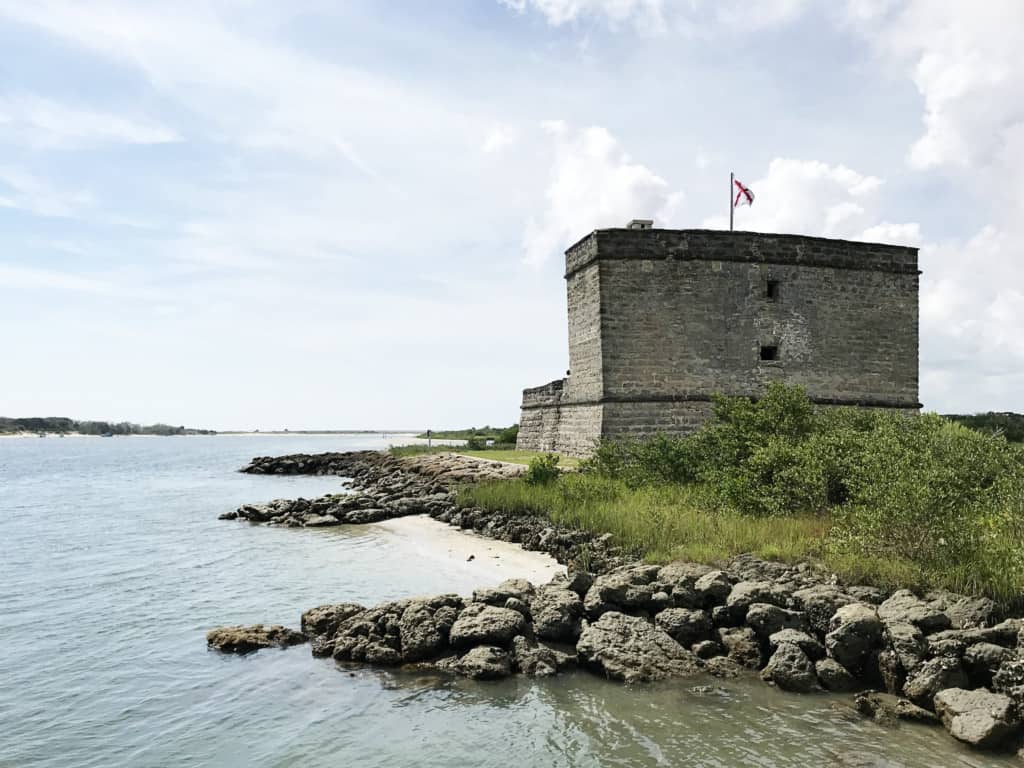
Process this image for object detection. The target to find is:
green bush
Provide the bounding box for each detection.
[524,453,561,485]
[498,425,520,444]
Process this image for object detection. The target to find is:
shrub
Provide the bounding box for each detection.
[524,453,560,485]
[497,425,520,444]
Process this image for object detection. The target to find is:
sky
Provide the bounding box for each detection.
[0,0,1021,430]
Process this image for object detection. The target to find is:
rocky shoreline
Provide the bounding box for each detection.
[211,450,1024,757]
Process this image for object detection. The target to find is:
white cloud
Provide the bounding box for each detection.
[522,123,682,266]
[701,158,910,242]
[0,167,92,218]
[481,124,520,154]
[0,94,179,149]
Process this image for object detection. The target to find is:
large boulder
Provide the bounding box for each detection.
[924,590,995,629]
[718,626,763,669]
[583,565,663,617]
[657,562,712,608]
[655,608,713,647]
[449,604,525,648]
[473,578,535,606]
[825,603,883,675]
[300,603,365,639]
[454,645,513,679]
[693,570,734,608]
[963,642,1015,688]
[769,629,824,660]
[792,585,855,634]
[206,624,306,654]
[855,691,939,725]
[726,581,790,622]
[761,642,818,693]
[511,635,577,677]
[816,658,857,692]
[903,657,969,709]
[934,688,1020,749]
[398,604,446,662]
[530,584,584,642]
[745,603,809,638]
[576,611,702,683]
[877,590,950,635]
[884,621,927,674]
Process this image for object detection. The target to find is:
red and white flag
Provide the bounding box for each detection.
[733,178,754,208]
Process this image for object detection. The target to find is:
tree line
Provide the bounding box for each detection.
[0,417,216,436]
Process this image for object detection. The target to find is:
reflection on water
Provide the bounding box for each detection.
[0,435,1014,767]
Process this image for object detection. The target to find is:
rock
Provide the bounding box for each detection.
[884,621,927,674]
[847,586,886,605]
[300,603,365,639]
[792,585,855,634]
[711,605,732,627]
[504,597,531,617]
[576,611,702,683]
[583,565,662,617]
[511,635,577,676]
[825,603,883,675]
[718,626,762,669]
[993,659,1024,694]
[473,578,535,606]
[654,608,713,646]
[876,649,905,695]
[745,603,809,638]
[657,562,711,608]
[980,618,1024,647]
[769,629,824,660]
[964,642,1015,688]
[303,513,338,527]
[704,656,744,678]
[726,581,790,621]
[398,605,446,662]
[691,640,724,660]
[877,590,951,635]
[761,642,818,693]
[934,688,1020,749]
[816,658,858,692]
[530,584,584,642]
[206,624,306,654]
[903,657,969,708]
[449,604,525,648]
[564,571,594,597]
[925,590,995,629]
[693,570,734,607]
[455,645,512,679]
[927,628,986,658]
[855,691,939,725]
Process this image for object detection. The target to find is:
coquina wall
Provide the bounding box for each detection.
[517,228,920,456]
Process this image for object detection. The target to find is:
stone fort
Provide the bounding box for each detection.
[516,224,920,456]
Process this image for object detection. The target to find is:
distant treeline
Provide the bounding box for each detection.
[0,417,216,436]
[417,425,519,444]
[944,412,1024,443]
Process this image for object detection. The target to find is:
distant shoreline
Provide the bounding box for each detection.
[0,430,423,439]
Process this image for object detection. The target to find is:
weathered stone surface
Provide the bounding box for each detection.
[746,603,809,638]
[455,645,513,679]
[877,590,951,635]
[769,629,824,661]
[927,628,986,658]
[704,656,745,679]
[398,605,446,662]
[207,624,306,654]
[925,590,996,630]
[934,688,1020,749]
[577,612,701,683]
[654,608,713,647]
[877,649,905,695]
[692,640,723,660]
[300,603,365,639]
[530,584,583,642]
[855,691,939,725]
[993,659,1024,694]
[825,603,883,675]
[449,604,525,648]
[963,642,1014,688]
[718,626,762,670]
[761,643,818,693]
[511,635,577,677]
[884,621,927,674]
[816,658,857,692]
[793,585,855,634]
[583,565,662,616]
[473,578,535,606]
[903,657,969,708]
[693,570,734,607]
[726,581,790,621]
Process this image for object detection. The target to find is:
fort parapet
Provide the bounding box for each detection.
[517,227,921,456]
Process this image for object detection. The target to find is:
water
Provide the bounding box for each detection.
[0,435,1014,767]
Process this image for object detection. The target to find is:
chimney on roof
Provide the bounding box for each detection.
[627,219,654,230]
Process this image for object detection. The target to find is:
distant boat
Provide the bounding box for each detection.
[100,432,113,438]
[36,432,46,438]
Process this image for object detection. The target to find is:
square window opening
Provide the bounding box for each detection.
[765,280,780,300]
[760,345,779,361]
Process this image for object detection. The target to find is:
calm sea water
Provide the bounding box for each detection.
[0,435,1013,767]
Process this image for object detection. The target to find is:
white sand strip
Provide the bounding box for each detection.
[373,514,565,587]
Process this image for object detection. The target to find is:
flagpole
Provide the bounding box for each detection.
[729,171,734,232]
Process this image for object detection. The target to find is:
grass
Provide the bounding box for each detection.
[389,444,580,468]
[455,473,998,597]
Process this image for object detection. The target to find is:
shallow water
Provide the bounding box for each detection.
[0,435,1014,767]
